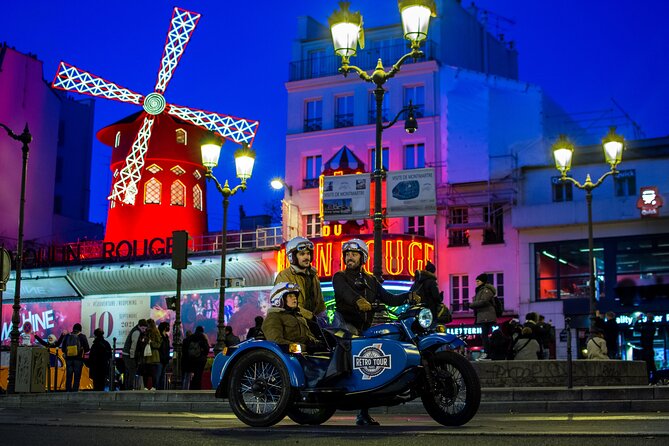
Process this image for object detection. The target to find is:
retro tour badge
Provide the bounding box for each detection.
[353,343,392,380]
[637,186,664,217]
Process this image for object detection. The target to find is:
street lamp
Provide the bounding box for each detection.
[0,122,31,394]
[552,127,625,327]
[329,0,435,279]
[271,178,300,242]
[201,134,255,355]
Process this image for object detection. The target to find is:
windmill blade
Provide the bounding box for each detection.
[167,104,259,146]
[154,7,201,94]
[52,62,143,105]
[108,114,156,205]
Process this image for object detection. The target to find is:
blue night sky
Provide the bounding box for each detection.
[2,0,668,231]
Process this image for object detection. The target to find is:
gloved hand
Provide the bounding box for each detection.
[356,298,372,312]
[409,292,422,305]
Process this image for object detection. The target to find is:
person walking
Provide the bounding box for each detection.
[332,238,419,425]
[61,323,90,392]
[470,273,497,360]
[121,319,148,390]
[88,328,112,391]
[156,321,171,390]
[185,326,210,390]
[275,236,327,325]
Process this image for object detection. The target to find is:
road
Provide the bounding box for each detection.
[0,409,667,445]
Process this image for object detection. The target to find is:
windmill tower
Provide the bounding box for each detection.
[51,7,259,252]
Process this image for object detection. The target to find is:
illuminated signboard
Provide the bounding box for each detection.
[637,186,664,217]
[276,231,434,280]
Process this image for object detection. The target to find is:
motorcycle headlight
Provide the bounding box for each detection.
[418,308,433,329]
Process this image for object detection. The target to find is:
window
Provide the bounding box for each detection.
[304,155,322,189]
[535,241,601,301]
[147,164,162,174]
[448,207,469,247]
[304,99,322,132]
[450,274,470,312]
[308,49,326,78]
[305,214,321,238]
[144,178,162,204]
[483,204,504,244]
[614,169,636,197]
[404,143,425,169]
[369,147,389,171]
[193,185,203,211]
[171,165,186,176]
[176,129,187,145]
[335,95,354,128]
[114,131,121,148]
[407,216,425,235]
[403,85,424,118]
[552,176,573,202]
[368,91,389,124]
[170,180,186,206]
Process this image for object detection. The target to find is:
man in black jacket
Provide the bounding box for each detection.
[332,238,419,425]
[410,260,442,319]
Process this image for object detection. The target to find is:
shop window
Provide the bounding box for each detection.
[552,176,573,202]
[614,169,636,197]
[450,274,470,312]
[145,178,162,204]
[535,241,602,301]
[170,180,186,206]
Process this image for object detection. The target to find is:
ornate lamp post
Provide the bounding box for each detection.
[201,134,255,355]
[552,127,625,327]
[0,122,31,394]
[329,0,435,279]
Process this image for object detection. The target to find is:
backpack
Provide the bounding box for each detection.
[187,340,202,358]
[493,295,504,317]
[64,333,82,358]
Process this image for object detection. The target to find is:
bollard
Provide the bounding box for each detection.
[565,317,573,389]
[110,338,117,391]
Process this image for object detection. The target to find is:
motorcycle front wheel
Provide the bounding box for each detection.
[420,351,481,426]
[286,406,336,425]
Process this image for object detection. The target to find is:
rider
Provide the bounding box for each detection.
[332,238,420,426]
[275,236,327,325]
[263,282,322,351]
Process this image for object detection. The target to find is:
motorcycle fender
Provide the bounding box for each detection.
[213,340,307,394]
[418,333,465,352]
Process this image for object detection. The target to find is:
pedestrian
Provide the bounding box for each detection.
[121,319,148,390]
[156,321,171,390]
[275,236,327,326]
[510,327,541,360]
[409,260,443,320]
[140,319,162,390]
[185,326,210,390]
[470,273,497,360]
[60,323,90,392]
[586,328,608,359]
[332,238,419,426]
[246,316,265,340]
[88,328,112,391]
[536,315,553,359]
[603,311,620,359]
[223,326,240,347]
[635,313,657,382]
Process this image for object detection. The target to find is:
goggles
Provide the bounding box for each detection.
[342,241,364,251]
[273,282,301,297]
[294,241,314,252]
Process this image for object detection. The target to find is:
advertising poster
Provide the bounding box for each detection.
[1,300,82,346]
[386,168,437,217]
[81,295,151,344]
[322,174,370,221]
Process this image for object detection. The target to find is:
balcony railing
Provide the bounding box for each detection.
[289,40,437,82]
[334,113,354,128]
[303,118,322,132]
[303,178,320,189]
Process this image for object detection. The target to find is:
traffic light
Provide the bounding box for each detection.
[171,230,189,270]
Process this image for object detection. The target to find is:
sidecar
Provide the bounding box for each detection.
[211,322,480,427]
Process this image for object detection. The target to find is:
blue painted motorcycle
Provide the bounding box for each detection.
[212,304,481,427]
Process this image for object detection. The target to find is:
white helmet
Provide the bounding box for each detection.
[342,238,369,263]
[270,282,300,308]
[286,236,314,264]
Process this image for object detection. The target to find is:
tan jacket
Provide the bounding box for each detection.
[262,307,318,350]
[275,265,326,320]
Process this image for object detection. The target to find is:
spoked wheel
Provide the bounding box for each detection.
[420,351,481,426]
[228,350,293,427]
[287,406,336,425]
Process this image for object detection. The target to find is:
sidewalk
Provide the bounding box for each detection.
[2,386,668,414]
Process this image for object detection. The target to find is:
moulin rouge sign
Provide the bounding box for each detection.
[276,228,435,281]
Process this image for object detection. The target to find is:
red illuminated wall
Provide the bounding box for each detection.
[98,114,210,251]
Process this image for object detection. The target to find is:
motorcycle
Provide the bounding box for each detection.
[211,302,481,427]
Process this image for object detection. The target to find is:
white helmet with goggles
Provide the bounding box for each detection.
[342,238,369,263]
[270,282,300,308]
[285,236,314,264]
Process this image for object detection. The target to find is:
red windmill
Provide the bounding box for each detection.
[51,7,259,251]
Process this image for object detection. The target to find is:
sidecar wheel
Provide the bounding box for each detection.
[421,351,481,426]
[228,350,293,427]
[287,406,336,425]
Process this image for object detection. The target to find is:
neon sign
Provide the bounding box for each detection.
[276,234,434,280]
